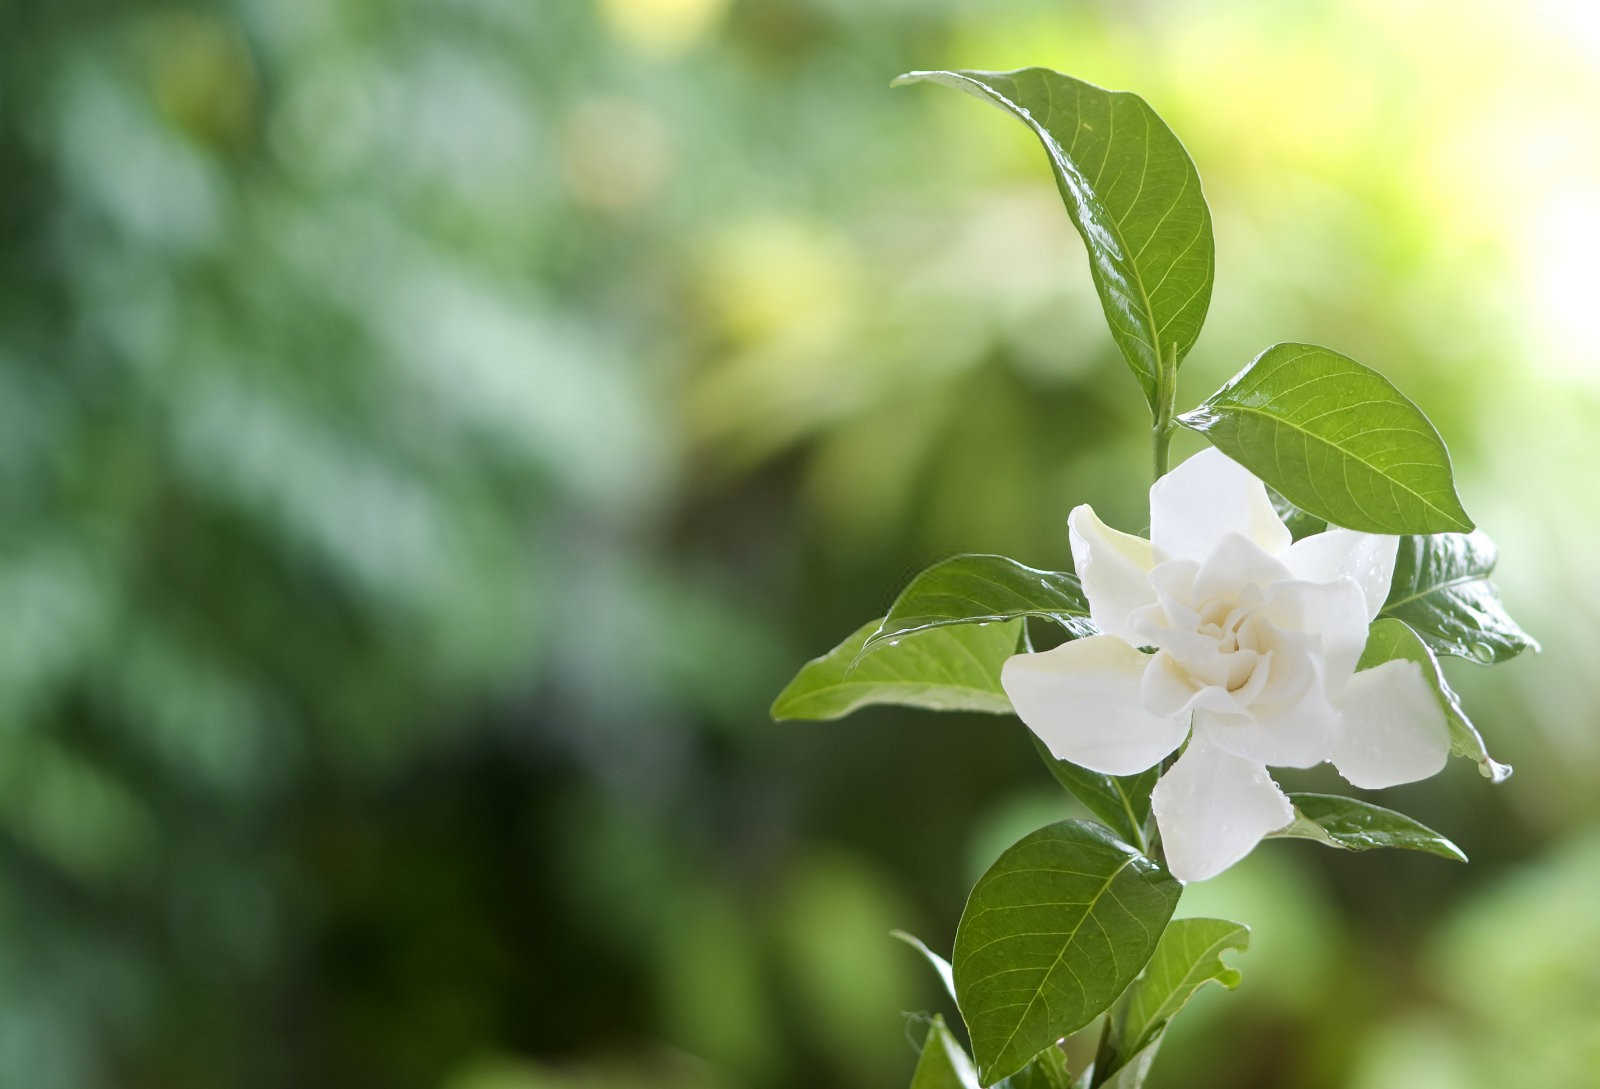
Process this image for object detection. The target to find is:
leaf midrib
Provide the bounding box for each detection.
[1110,780,1146,854]
[1214,401,1465,529]
[865,558,1088,653]
[1125,929,1245,1052]
[982,850,1138,1074]
[779,672,1006,714]
[777,626,1014,716]
[1381,569,1490,612]
[876,608,1087,638]
[963,72,1166,380]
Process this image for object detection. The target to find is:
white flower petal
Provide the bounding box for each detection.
[1068,505,1157,642]
[1001,635,1188,776]
[1140,650,1199,716]
[1331,659,1450,789]
[1258,578,1370,685]
[1285,529,1399,619]
[1150,448,1292,563]
[1196,681,1339,769]
[1153,632,1259,693]
[1190,533,1292,603]
[1140,650,1253,718]
[1131,560,1201,643]
[1145,646,1267,722]
[1240,630,1316,709]
[1151,737,1294,883]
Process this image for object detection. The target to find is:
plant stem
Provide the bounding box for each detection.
[1086,885,1185,1088]
[1152,420,1173,482]
[1089,346,1185,1089]
[1151,341,1179,484]
[1089,1014,1119,1087]
[1090,758,1182,1085]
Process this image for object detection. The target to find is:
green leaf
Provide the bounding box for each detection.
[1380,531,1539,665]
[1358,617,1511,782]
[893,929,958,1007]
[912,1015,980,1089]
[1265,485,1326,540]
[908,1021,1078,1089]
[894,68,1213,412]
[1080,919,1249,1088]
[1089,1041,1161,1089]
[1177,343,1473,534]
[864,554,1094,656]
[911,1028,1076,1089]
[996,1045,1073,1089]
[1270,792,1466,862]
[1029,734,1156,852]
[771,617,1021,721]
[953,820,1181,1085]
[1108,918,1249,1061]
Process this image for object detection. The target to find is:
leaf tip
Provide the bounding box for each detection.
[769,680,820,721]
[1479,757,1514,784]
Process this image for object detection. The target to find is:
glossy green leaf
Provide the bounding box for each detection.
[912,1015,980,1089]
[913,1028,1077,1089]
[894,68,1213,411]
[864,554,1094,656]
[1177,343,1473,534]
[1266,485,1326,540]
[953,820,1181,1084]
[996,1045,1073,1089]
[771,617,1021,720]
[893,929,958,1007]
[1357,617,1511,781]
[1108,918,1249,1062]
[1030,734,1156,852]
[1089,1041,1161,1089]
[1270,792,1466,861]
[1381,531,1538,665]
[1078,918,1248,1089]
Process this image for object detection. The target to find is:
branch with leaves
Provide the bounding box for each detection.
[773,67,1536,1088]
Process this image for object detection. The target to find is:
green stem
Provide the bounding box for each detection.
[1143,747,1183,864]
[1152,421,1173,482]
[1089,1013,1120,1087]
[1091,758,1182,1086]
[1151,341,1179,483]
[1091,348,1184,1089]
[1087,886,1185,1088]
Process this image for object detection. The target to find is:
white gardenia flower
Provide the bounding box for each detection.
[1002,448,1449,883]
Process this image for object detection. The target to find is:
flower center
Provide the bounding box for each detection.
[1196,600,1254,658]
[1136,587,1271,696]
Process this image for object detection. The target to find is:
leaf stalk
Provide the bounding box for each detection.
[1151,341,1179,483]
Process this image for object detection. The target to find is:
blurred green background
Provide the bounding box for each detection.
[3,0,1597,1086]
